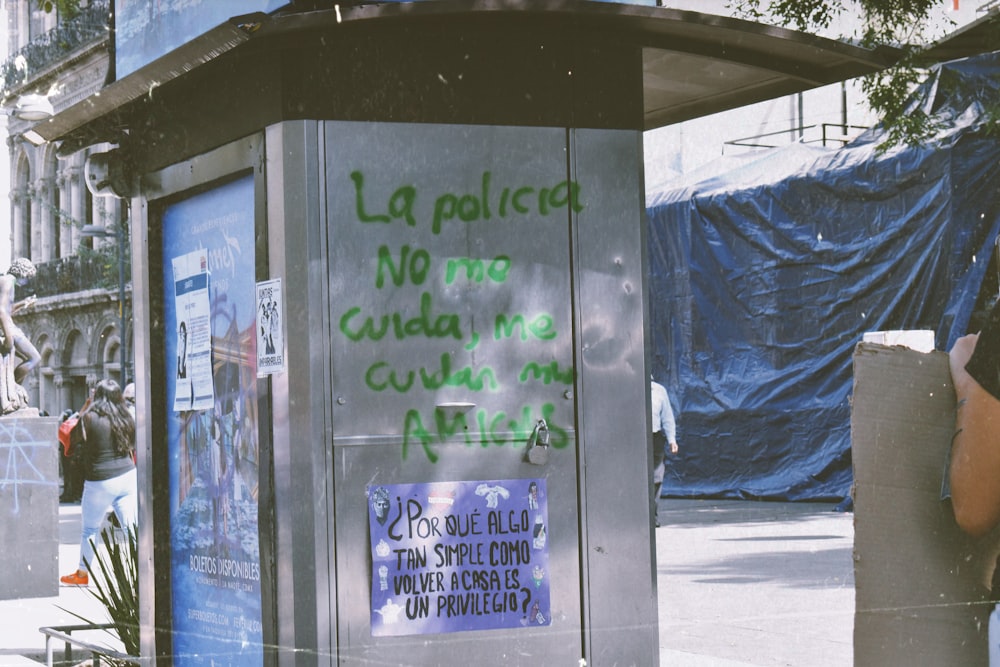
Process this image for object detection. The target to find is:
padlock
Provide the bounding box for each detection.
[536,419,550,447]
[526,419,550,465]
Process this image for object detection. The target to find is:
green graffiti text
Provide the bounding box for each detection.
[339,292,464,342]
[518,361,575,385]
[350,169,584,235]
[494,313,556,342]
[402,403,568,463]
[365,353,499,393]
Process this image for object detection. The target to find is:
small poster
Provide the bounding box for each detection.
[172,249,215,412]
[367,479,551,637]
[255,279,285,375]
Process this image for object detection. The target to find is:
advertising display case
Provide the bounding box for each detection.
[137,137,272,665]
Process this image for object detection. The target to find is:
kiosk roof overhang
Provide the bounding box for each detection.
[32,0,897,151]
[915,10,1000,65]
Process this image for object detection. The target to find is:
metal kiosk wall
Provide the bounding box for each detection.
[141,127,652,667]
[28,4,894,666]
[139,114,650,665]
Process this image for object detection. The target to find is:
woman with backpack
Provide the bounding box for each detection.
[60,378,137,586]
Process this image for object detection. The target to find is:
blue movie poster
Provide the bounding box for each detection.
[162,175,263,666]
[367,479,551,636]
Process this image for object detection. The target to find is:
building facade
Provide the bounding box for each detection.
[2,0,130,414]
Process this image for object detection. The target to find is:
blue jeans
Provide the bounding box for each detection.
[78,468,137,571]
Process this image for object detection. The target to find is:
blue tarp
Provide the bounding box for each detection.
[647,52,1000,501]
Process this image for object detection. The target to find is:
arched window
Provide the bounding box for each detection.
[13,149,31,259]
[27,0,58,43]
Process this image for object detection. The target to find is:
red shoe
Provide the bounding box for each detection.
[60,570,88,586]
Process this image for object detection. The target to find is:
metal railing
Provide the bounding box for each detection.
[723,123,871,151]
[26,253,124,298]
[40,623,137,667]
[2,1,110,94]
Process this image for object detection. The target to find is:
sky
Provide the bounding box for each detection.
[644,0,984,187]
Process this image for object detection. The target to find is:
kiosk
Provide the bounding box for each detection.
[31,2,892,664]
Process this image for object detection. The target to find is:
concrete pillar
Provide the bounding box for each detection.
[9,188,25,260]
[37,176,54,262]
[93,198,113,248]
[0,416,60,600]
[29,182,42,263]
[57,169,72,259]
[67,159,83,252]
[26,374,39,411]
[6,141,18,264]
[54,375,68,414]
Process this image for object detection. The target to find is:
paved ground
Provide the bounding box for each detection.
[657,499,855,667]
[0,498,854,666]
[0,503,111,666]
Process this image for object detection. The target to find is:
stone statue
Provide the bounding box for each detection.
[0,258,40,414]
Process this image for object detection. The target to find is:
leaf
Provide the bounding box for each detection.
[60,522,141,659]
[729,0,950,150]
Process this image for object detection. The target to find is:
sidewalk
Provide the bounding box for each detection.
[0,503,111,667]
[0,499,854,666]
[657,499,855,667]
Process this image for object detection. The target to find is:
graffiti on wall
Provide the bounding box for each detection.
[336,167,583,463]
[0,420,55,513]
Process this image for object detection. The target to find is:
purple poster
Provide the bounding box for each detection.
[367,479,551,636]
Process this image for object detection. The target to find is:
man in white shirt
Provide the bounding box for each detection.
[651,377,679,528]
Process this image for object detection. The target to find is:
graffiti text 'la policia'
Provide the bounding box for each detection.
[350,170,584,234]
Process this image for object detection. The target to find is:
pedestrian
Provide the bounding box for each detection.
[60,379,137,586]
[949,295,1000,536]
[651,375,679,528]
[948,295,1000,665]
[58,408,84,503]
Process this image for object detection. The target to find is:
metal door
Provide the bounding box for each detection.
[326,121,581,665]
